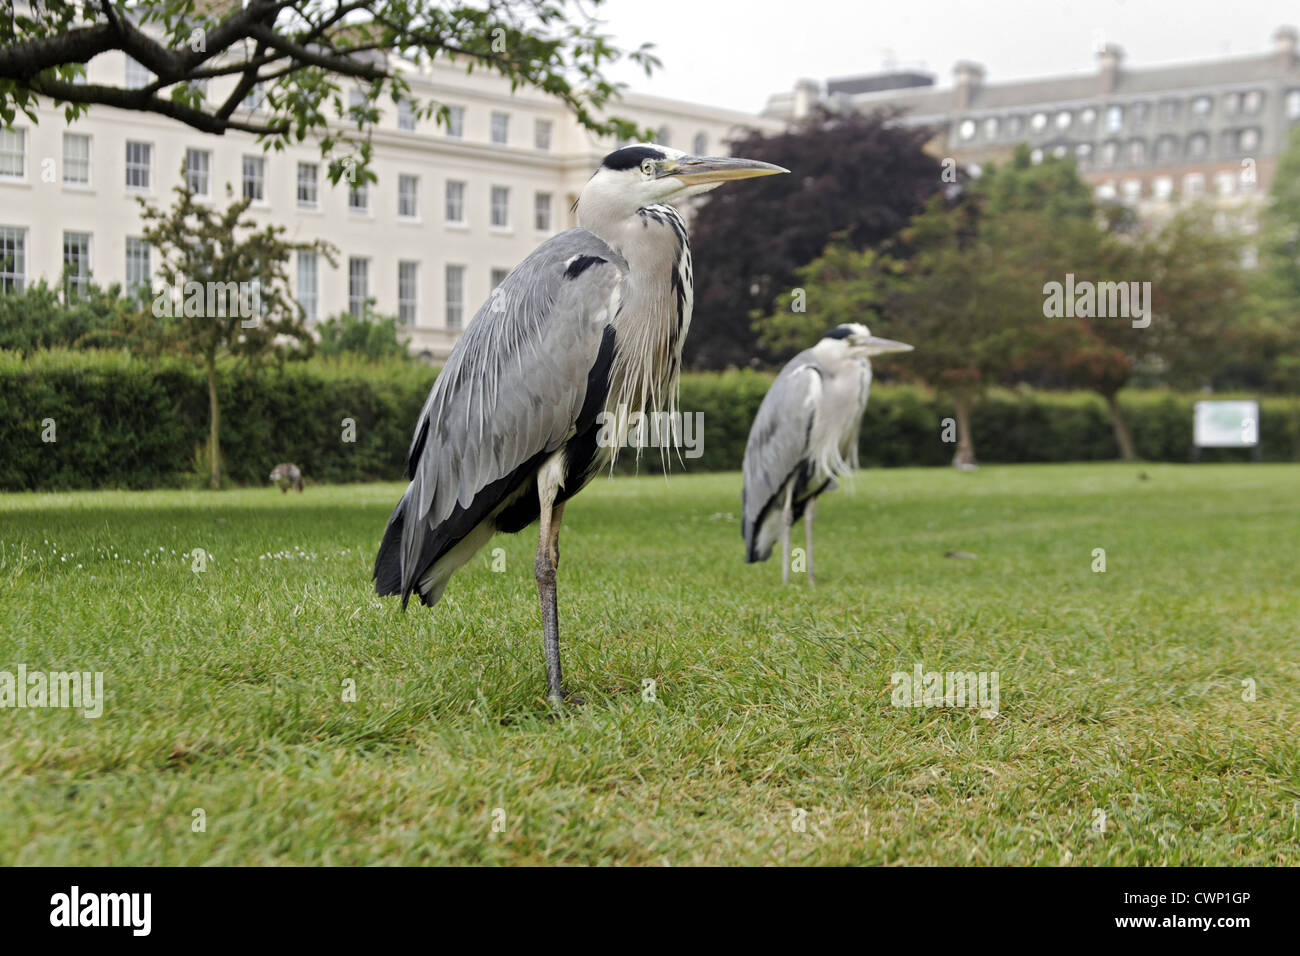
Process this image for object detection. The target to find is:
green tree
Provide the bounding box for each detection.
[316,308,410,361]
[1,0,656,181]
[137,178,335,488]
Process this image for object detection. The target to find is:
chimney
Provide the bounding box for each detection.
[1096,43,1124,93]
[792,78,821,120]
[953,61,985,110]
[1274,26,1298,71]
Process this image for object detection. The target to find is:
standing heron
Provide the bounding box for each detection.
[742,323,912,584]
[374,144,787,704]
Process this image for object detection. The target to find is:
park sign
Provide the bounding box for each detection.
[1193,400,1259,449]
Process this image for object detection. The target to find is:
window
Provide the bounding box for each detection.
[1052,145,1068,159]
[1243,90,1263,115]
[185,148,210,196]
[534,192,553,232]
[958,119,976,140]
[398,98,417,131]
[242,82,265,112]
[1223,92,1242,116]
[242,155,265,202]
[347,257,369,317]
[1101,141,1119,167]
[1027,112,1045,132]
[445,180,465,223]
[1029,148,1043,164]
[0,129,24,179]
[1079,108,1097,126]
[1075,143,1093,167]
[446,106,465,138]
[1121,179,1142,204]
[1287,90,1300,119]
[348,179,369,213]
[655,126,670,145]
[491,111,509,145]
[1132,102,1149,126]
[535,119,553,151]
[1154,136,1178,162]
[1095,181,1117,201]
[1215,170,1236,196]
[1153,175,1173,200]
[0,227,25,292]
[490,185,510,228]
[1159,99,1181,123]
[692,132,708,155]
[398,261,419,325]
[445,264,465,330]
[63,231,91,298]
[1238,128,1260,153]
[1191,95,1212,118]
[1055,110,1072,130]
[1007,115,1024,136]
[125,141,152,190]
[125,237,151,291]
[1127,139,1146,165]
[348,89,368,128]
[490,268,509,289]
[983,117,1000,139]
[398,174,419,219]
[1105,105,1123,132]
[1183,172,1205,197]
[1187,133,1209,159]
[189,78,209,101]
[63,133,91,185]
[124,56,151,90]
[297,251,319,322]
[296,162,318,207]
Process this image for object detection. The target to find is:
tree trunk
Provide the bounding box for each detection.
[1104,392,1137,461]
[951,396,977,470]
[206,352,221,490]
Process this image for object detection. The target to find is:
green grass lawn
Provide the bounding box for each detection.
[1,463,1297,865]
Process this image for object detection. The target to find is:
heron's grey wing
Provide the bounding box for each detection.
[741,353,823,555]
[375,229,626,604]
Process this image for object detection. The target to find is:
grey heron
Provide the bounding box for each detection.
[742,323,912,584]
[374,143,788,704]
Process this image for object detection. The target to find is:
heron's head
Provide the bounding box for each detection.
[577,144,787,229]
[820,323,913,359]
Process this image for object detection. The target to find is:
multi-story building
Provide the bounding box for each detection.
[765,25,1300,234]
[0,51,779,359]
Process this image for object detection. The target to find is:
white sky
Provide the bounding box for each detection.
[595,0,1299,113]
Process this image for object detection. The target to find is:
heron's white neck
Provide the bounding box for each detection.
[585,204,694,463]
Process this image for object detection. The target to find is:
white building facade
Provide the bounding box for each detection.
[0,52,780,359]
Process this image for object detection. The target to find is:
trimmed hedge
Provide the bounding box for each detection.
[2,350,1298,491]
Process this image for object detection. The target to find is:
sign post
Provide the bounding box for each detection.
[1192,400,1261,462]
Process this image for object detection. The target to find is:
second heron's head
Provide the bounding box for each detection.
[820,323,913,359]
[577,143,787,229]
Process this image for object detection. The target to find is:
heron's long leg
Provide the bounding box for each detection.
[805,497,816,586]
[535,469,566,704]
[781,481,794,585]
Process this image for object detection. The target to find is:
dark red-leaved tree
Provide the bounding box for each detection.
[685,107,943,369]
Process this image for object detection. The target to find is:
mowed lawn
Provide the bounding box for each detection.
[1,463,1297,865]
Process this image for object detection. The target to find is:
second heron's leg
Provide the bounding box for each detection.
[805,497,816,586]
[781,482,794,585]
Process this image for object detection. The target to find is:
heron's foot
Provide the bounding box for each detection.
[546,687,585,719]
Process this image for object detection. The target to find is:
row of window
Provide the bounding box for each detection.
[1093,166,1259,204]
[957,89,1300,143]
[1024,128,1264,169]
[0,130,557,232]
[0,226,502,333]
[125,56,558,150]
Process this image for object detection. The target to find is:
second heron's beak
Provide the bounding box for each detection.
[662,155,790,185]
[857,335,914,356]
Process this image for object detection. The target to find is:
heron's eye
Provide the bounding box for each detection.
[640,159,656,177]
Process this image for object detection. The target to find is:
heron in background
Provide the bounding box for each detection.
[742,323,913,584]
[374,144,788,704]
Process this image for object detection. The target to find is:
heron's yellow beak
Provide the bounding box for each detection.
[662,155,789,185]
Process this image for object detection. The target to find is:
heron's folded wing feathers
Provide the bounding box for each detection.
[741,356,823,538]
[400,229,626,583]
